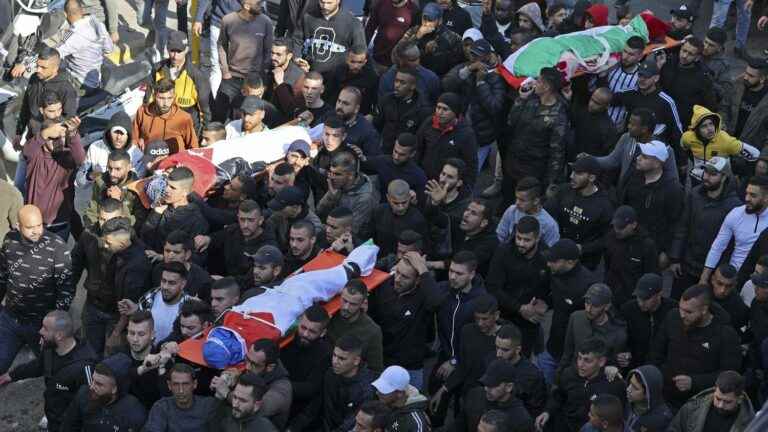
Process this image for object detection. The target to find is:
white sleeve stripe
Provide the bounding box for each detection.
[659,91,684,132]
[410,412,424,432]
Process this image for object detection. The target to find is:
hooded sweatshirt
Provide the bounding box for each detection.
[625,365,673,432]
[60,353,148,432]
[517,2,546,33]
[132,103,199,154]
[585,4,609,26]
[388,386,431,432]
[681,105,760,181]
[75,111,145,188]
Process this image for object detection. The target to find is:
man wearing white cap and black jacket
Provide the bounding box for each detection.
[620,140,684,269]
[372,365,430,431]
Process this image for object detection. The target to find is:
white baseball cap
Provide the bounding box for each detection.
[371,366,410,395]
[638,140,669,162]
[462,28,483,42]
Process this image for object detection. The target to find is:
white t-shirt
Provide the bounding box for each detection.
[224,119,269,140]
[150,291,182,342]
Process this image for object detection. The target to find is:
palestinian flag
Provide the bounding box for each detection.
[498,13,679,88]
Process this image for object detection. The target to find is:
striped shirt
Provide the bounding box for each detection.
[606,65,639,128]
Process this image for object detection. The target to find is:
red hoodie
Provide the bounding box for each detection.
[585,4,609,27]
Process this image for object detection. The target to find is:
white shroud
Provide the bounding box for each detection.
[233,244,379,335]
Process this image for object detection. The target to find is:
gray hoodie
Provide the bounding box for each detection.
[625,365,673,432]
[517,3,546,32]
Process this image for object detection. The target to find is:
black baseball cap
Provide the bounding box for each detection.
[470,39,493,57]
[612,205,638,230]
[570,156,601,175]
[143,140,170,164]
[584,283,612,306]
[479,359,517,387]
[252,245,284,266]
[634,273,663,300]
[670,4,694,21]
[267,186,305,211]
[751,272,768,288]
[167,30,188,52]
[544,239,581,262]
[637,57,660,77]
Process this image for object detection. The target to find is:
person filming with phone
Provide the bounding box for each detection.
[23,116,85,241]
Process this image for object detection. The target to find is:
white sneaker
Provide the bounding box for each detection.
[38,415,48,431]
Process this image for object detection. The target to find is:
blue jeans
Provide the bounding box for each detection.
[477,143,493,175]
[14,155,26,198]
[407,368,424,392]
[711,0,752,48]
[535,350,559,386]
[83,303,118,359]
[144,0,170,52]
[0,308,41,374]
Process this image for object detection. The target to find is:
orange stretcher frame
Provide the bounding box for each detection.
[178,250,392,368]
[500,36,684,89]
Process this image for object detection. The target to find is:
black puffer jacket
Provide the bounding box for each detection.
[625,365,674,432]
[670,179,742,277]
[464,68,509,146]
[416,116,478,186]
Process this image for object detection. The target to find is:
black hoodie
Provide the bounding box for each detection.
[604,227,659,307]
[17,70,79,137]
[104,111,134,149]
[625,365,674,432]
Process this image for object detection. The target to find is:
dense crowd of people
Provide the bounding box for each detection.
[3,0,768,430]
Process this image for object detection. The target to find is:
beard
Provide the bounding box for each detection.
[86,391,113,414]
[714,406,738,417]
[746,202,764,214]
[40,337,56,350]
[702,179,721,192]
[516,243,534,256]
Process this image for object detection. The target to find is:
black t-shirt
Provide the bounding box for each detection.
[702,407,738,432]
[736,85,768,137]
